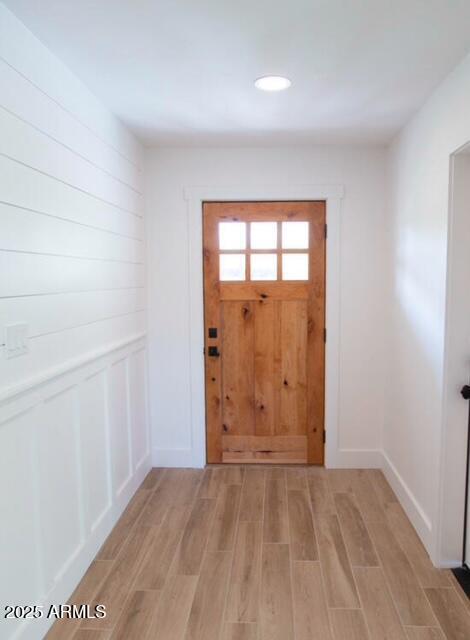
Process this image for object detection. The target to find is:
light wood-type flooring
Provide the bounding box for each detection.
[46,467,470,640]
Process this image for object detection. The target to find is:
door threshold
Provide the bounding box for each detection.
[452,566,470,599]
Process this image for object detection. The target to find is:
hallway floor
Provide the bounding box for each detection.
[47,467,470,640]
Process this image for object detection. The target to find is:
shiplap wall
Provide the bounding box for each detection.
[0,5,150,639]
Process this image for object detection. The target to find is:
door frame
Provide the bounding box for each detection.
[184,184,344,468]
[437,142,470,567]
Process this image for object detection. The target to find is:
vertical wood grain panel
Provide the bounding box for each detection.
[254,299,277,435]
[222,301,255,435]
[203,203,223,462]
[279,301,307,436]
[307,207,325,463]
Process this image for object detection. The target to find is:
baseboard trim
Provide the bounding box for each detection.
[441,559,462,569]
[328,448,382,468]
[152,448,204,468]
[382,450,433,554]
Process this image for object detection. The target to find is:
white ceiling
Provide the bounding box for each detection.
[5,0,470,147]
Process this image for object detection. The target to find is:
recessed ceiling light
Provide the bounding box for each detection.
[255,75,291,92]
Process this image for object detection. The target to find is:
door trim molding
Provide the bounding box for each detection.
[184,184,344,468]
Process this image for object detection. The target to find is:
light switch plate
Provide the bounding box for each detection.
[5,323,29,359]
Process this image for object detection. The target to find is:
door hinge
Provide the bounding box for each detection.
[324,223,328,239]
[323,328,327,343]
[323,430,326,443]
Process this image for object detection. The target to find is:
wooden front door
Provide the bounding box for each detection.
[203,201,326,464]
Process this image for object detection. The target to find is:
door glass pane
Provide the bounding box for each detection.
[219,222,246,250]
[282,221,309,249]
[250,222,277,249]
[282,253,309,280]
[251,253,277,280]
[220,254,245,280]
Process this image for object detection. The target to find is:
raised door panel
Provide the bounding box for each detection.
[221,301,255,436]
[279,301,308,436]
[254,299,279,436]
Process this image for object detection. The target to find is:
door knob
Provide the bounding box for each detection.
[461,385,470,400]
[208,346,220,357]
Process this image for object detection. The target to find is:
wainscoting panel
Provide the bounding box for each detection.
[129,347,150,473]
[39,386,83,592]
[79,371,111,535]
[0,335,150,640]
[109,358,132,499]
[0,409,41,611]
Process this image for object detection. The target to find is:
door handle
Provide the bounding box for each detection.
[461,385,470,400]
[208,346,220,357]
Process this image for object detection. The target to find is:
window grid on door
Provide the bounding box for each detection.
[218,220,310,282]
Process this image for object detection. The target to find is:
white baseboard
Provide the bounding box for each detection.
[327,448,383,468]
[152,448,204,468]
[381,450,433,555]
[438,559,461,569]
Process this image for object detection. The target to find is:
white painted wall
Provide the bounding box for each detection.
[385,51,470,565]
[0,5,150,639]
[145,146,387,468]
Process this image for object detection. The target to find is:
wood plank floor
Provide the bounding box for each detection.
[47,467,470,640]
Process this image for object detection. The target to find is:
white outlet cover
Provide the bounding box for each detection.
[5,323,29,359]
